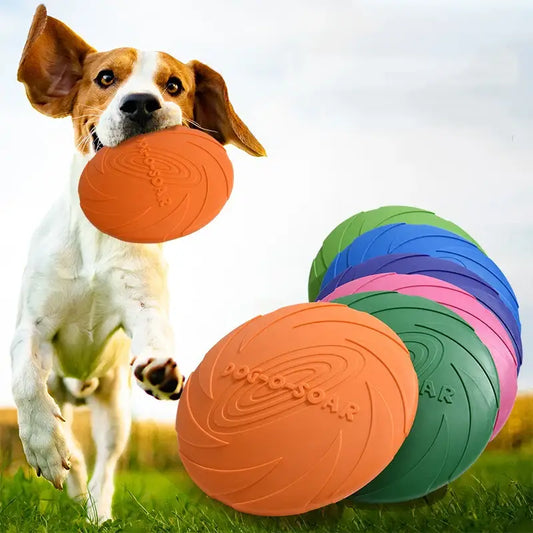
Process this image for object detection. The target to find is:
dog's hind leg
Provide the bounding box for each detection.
[61,402,89,501]
[86,334,131,523]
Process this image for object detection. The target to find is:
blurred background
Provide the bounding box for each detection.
[0,0,531,440]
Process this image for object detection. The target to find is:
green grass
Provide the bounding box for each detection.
[0,451,531,533]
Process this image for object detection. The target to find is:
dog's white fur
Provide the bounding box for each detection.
[11,51,182,523]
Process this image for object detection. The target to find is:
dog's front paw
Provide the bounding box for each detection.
[133,357,185,400]
[18,395,71,489]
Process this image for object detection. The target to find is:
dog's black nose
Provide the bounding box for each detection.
[120,93,161,126]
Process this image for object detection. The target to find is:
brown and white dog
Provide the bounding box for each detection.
[11,4,264,523]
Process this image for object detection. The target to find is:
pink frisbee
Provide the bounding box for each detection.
[322,273,518,439]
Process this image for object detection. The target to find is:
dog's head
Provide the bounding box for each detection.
[17,5,265,157]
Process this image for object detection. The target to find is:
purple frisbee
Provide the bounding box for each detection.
[322,272,518,439]
[316,254,522,370]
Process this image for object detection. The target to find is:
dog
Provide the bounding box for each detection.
[11,4,265,523]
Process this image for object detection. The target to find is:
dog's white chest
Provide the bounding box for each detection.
[52,268,125,380]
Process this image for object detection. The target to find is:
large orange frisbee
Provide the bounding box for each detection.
[79,126,233,243]
[176,302,418,516]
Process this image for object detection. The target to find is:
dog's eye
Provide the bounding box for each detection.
[95,70,115,88]
[166,76,183,95]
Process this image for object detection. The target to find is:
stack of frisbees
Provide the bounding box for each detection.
[175,205,521,516]
[309,205,521,503]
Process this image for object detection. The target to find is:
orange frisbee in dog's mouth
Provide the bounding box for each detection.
[78,126,233,243]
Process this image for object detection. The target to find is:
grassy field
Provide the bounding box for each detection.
[0,395,531,532]
[0,450,531,533]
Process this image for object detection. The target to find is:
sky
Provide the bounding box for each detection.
[0,0,531,420]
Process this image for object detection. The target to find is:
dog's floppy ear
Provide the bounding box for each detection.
[188,60,266,157]
[17,4,95,117]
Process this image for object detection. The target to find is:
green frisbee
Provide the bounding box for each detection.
[334,291,499,503]
[308,206,482,301]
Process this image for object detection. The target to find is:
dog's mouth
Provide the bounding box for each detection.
[91,129,104,153]
[90,123,180,154]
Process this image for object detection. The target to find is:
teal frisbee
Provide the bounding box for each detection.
[335,291,499,503]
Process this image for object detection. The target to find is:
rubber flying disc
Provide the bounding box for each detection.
[322,273,516,438]
[308,206,481,301]
[79,126,233,243]
[321,223,520,326]
[333,291,499,503]
[176,302,418,515]
[316,253,522,369]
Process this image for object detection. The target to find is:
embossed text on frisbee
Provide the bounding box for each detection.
[222,362,360,421]
[137,138,172,207]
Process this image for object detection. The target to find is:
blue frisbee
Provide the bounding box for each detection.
[317,253,522,369]
[320,223,520,327]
